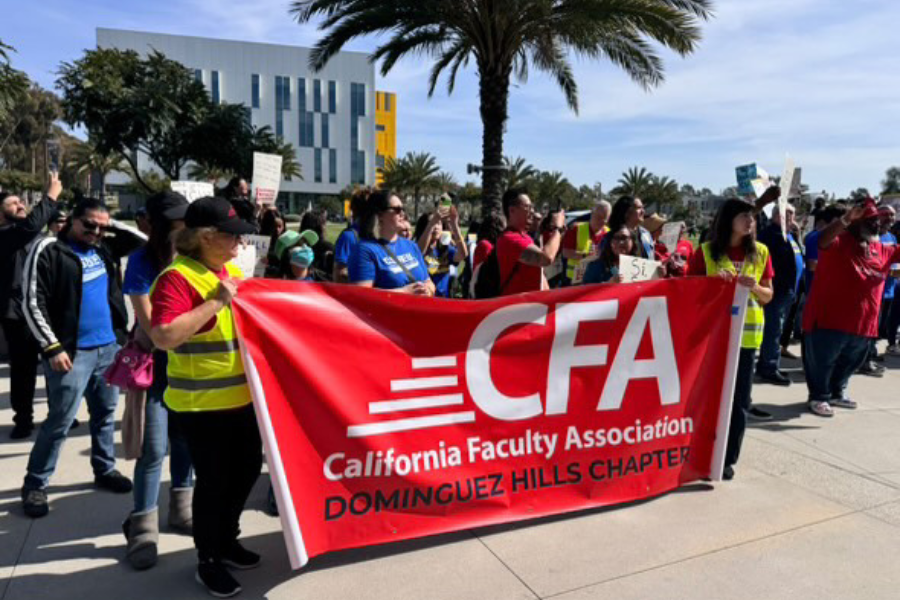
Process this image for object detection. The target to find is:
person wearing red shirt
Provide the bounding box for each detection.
[802,199,900,417]
[468,213,505,297]
[496,188,565,295]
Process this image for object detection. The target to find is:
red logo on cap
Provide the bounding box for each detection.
[228,207,237,218]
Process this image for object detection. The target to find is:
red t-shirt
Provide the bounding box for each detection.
[802,231,900,337]
[497,230,543,295]
[150,267,230,333]
[654,241,670,263]
[686,246,774,280]
[562,222,606,251]
[676,239,694,261]
[473,240,493,271]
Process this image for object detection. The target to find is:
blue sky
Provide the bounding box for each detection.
[6,0,899,197]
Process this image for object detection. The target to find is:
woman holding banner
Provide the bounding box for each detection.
[583,224,638,285]
[349,189,436,296]
[149,196,262,598]
[687,199,774,481]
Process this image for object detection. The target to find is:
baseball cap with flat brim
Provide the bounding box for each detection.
[274,229,319,260]
[185,196,257,235]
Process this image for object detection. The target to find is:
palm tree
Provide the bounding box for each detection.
[533,170,572,206]
[187,162,234,184]
[291,0,712,215]
[399,151,441,219]
[503,156,537,191]
[381,155,410,192]
[65,140,127,199]
[646,175,680,214]
[616,166,654,197]
[277,140,303,181]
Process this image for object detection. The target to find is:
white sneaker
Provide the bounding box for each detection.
[887,345,900,356]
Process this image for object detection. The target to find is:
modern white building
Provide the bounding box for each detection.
[97,28,377,212]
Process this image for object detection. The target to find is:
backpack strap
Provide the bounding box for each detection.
[378,240,418,285]
[499,252,523,294]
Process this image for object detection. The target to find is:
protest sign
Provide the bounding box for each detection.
[233,243,256,280]
[660,222,685,255]
[171,181,214,203]
[778,156,796,240]
[619,255,663,283]
[232,277,747,568]
[253,152,283,205]
[735,164,758,197]
[750,166,772,200]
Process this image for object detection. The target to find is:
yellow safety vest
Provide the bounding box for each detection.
[701,242,769,350]
[566,222,606,281]
[155,255,251,413]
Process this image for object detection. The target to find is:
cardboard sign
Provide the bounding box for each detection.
[619,255,664,283]
[253,152,283,205]
[171,181,214,203]
[660,222,685,255]
[233,243,257,280]
[778,156,796,240]
[735,164,758,197]
[246,234,272,278]
[750,166,772,200]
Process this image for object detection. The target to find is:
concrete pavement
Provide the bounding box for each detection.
[2,347,900,600]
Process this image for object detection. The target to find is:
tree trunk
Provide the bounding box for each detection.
[99,171,106,200]
[414,186,420,220]
[478,64,511,216]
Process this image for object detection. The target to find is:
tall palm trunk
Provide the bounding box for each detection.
[479,64,511,216]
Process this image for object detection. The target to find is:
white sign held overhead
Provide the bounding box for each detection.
[619,255,664,284]
[253,152,283,205]
[171,181,214,203]
[660,222,685,255]
[778,156,796,241]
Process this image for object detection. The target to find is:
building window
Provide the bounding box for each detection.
[194,69,202,83]
[351,150,365,185]
[329,149,337,184]
[376,124,386,132]
[298,78,306,112]
[299,112,314,147]
[385,93,391,111]
[376,154,386,169]
[313,79,321,112]
[328,81,336,113]
[276,110,283,139]
[211,71,220,104]
[251,74,260,109]
[321,114,329,148]
[314,149,322,183]
[275,76,291,111]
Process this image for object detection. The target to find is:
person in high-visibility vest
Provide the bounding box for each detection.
[149,196,260,598]
[686,198,774,481]
[562,200,610,284]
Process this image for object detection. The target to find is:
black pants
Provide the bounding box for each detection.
[175,404,262,561]
[1,318,41,427]
[725,348,756,468]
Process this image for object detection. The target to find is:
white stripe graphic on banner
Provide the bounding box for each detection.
[390,376,458,392]
[347,411,476,438]
[369,393,464,415]
[411,356,457,369]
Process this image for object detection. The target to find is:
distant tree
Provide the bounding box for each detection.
[0,40,30,122]
[65,139,127,199]
[383,152,441,219]
[882,167,900,195]
[291,0,714,216]
[615,166,654,197]
[0,85,60,175]
[433,171,458,193]
[849,188,871,201]
[531,170,574,208]
[646,175,680,213]
[502,156,537,192]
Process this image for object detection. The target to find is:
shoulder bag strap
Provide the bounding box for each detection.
[378,241,418,285]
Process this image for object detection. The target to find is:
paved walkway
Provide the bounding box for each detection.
[2,347,900,600]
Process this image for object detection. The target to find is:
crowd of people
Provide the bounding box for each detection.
[1,173,899,597]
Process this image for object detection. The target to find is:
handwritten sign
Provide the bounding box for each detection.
[171,181,214,203]
[246,234,272,277]
[660,222,685,255]
[619,255,663,283]
[778,156,796,240]
[253,152,283,206]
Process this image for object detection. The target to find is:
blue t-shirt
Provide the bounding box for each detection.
[788,233,804,295]
[73,244,116,349]
[334,224,361,267]
[881,232,897,299]
[804,230,821,290]
[349,238,429,290]
[123,246,160,296]
[425,245,458,298]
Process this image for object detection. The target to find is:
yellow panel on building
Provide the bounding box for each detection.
[375,91,397,187]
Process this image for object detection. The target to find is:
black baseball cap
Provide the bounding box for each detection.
[145,191,189,222]
[185,196,257,235]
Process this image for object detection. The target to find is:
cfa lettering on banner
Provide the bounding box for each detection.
[232,278,744,568]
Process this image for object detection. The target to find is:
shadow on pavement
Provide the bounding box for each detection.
[747,402,816,432]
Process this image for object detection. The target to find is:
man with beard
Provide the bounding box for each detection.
[0,174,62,439]
[802,199,900,417]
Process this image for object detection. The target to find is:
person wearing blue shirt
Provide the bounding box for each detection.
[413,204,468,298]
[871,206,900,361]
[349,189,435,295]
[756,205,804,386]
[333,188,371,283]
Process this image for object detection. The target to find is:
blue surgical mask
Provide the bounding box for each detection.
[290,245,315,269]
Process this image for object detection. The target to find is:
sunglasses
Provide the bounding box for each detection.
[384,206,405,215]
[79,219,108,233]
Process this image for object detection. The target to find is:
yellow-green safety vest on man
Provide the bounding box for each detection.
[700,241,769,350]
[566,222,607,282]
[155,255,251,412]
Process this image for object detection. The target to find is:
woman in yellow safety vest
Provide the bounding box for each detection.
[686,198,774,482]
[149,196,261,598]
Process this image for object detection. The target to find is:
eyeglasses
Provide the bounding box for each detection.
[79,219,108,233]
[384,206,405,215]
[612,234,633,243]
[516,203,535,213]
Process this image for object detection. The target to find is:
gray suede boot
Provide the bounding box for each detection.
[168,487,193,535]
[123,509,159,570]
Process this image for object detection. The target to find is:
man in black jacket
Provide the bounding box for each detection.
[757,204,805,386]
[0,174,62,439]
[21,197,146,518]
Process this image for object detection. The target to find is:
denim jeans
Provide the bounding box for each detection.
[132,352,194,513]
[803,328,870,403]
[24,343,120,490]
[757,292,794,375]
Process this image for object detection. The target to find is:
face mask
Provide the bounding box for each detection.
[290,246,315,269]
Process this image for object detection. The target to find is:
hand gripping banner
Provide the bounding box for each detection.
[232,278,747,568]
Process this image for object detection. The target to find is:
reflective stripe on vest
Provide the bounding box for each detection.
[566,222,593,279]
[157,255,251,412]
[700,242,769,350]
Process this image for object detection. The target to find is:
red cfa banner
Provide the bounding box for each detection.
[232,278,745,568]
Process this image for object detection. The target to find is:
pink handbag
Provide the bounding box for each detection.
[104,340,154,390]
